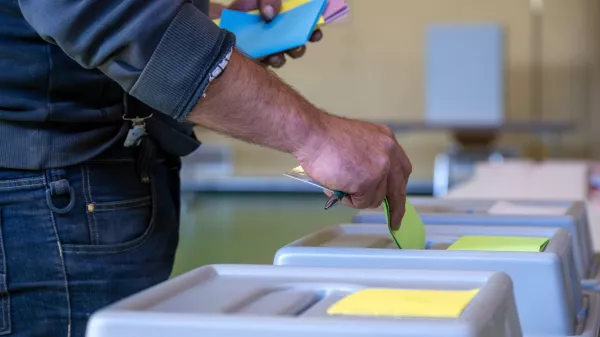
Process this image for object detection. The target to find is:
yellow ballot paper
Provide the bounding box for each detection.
[327,288,480,318]
[213,0,326,28]
[448,235,550,252]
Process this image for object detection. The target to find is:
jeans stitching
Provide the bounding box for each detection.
[0,183,44,191]
[0,177,43,185]
[92,201,151,212]
[92,195,151,206]
[49,208,72,337]
[84,166,99,245]
[0,209,10,335]
[80,166,90,242]
[43,171,72,337]
[91,196,151,211]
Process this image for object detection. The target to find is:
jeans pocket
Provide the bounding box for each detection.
[60,163,156,255]
[87,195,153,245]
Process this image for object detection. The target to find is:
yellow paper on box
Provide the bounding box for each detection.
[213,0,326,28]
[448,235,550,252]
[327,288,480,318]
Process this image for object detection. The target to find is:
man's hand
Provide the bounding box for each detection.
[190,51,412,229]
[210,0,323,68]
[294,117,412,229]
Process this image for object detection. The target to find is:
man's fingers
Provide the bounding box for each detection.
[339,198,355,208]
[345,179,386,209]
[369,176,388,209]
[259,0,282,21]
[324,189,356,209]
[387,189,406,230]
[228,0,281,21]
[263,53,286,68]
[384,139,411,229]
[228,0,259,11]
[209,3,227,19]
[386,165,407,230]
[309,29,323,42]
[286,45,306,59]
[396,140,413,183]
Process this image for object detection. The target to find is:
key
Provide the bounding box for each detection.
[123,118,148,148]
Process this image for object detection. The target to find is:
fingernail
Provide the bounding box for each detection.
[263,5,275,20]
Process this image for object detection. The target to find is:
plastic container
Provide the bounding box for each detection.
[86,264,521,337]
[353,198,595,284]
[274,224,584,336]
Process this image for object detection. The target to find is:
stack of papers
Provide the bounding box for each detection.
[214,0,349,59]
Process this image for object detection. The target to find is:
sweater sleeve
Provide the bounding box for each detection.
[19,0,235,121]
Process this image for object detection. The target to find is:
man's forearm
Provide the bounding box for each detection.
[188,50,328,155]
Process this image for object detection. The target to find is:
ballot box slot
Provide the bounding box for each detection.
[322,235,458,250]
[224,288,324,316]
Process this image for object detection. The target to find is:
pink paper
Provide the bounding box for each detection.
[323,0,348,22]
[325,6,349,23]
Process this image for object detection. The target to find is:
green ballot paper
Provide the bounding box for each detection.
[383,197,426,249]
[284,166,426,249]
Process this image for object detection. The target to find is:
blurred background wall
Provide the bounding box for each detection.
[197,0,598,182]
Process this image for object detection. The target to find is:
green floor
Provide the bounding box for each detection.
[171,192,357,277]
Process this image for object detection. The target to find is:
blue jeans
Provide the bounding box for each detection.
[0,153,181,336]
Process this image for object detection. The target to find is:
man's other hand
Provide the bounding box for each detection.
[210,0,323,68]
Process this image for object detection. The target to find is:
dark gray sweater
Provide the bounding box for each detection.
[0,0,235,169]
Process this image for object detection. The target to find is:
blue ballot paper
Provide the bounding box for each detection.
[220,0,328,59]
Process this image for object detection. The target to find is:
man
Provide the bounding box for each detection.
[0,0,412,335]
